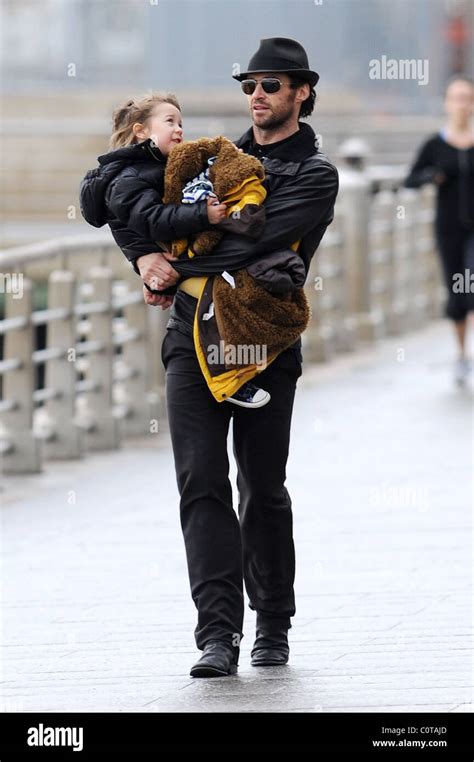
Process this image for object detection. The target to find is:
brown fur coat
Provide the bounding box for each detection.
[164,135,265,256]
[164,136,310,360]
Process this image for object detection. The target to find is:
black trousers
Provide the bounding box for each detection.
[161,294,303,651]
[436,226,474,322]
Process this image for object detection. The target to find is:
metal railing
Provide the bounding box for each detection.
[0,174,444,474]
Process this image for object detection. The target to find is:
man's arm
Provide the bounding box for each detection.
[125,160,339,283]
[167,160,339,276]
[121,243,168,275]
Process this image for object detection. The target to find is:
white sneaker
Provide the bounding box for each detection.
[225,382,271,408]
[454,357,471,386]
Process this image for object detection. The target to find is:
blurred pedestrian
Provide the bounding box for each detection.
[405,75,474,385]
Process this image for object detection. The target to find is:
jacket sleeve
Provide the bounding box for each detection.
[215,174,267,238]
[404,138,437,188]
[108,227,170,276]
[108,171,211,242]
[200,160,339,263]
[122,243,168,275]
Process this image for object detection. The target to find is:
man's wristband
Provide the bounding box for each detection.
[143,281,178,296]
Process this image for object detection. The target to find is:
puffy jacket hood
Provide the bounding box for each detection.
[97,138,166,166]
[79,139,166,227]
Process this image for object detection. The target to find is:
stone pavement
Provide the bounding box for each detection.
[1,319,472,713]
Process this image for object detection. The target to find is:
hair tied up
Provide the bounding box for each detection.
[109,91,181,149]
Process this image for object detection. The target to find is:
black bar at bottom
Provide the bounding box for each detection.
[0,711,473,758]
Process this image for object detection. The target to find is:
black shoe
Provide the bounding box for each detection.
[225,382,271,408]
[250,616,290,667]
[190,640,239,678]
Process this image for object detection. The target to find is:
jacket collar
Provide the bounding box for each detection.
[98,138,166,166]
[235,121,318,162]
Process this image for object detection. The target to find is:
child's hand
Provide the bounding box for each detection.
[206,195,227,224]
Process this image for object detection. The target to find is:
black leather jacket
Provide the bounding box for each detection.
[208,122,339,278]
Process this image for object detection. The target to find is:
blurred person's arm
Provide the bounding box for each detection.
[404,137,445,188]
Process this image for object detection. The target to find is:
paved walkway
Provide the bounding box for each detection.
[1,319,472,712]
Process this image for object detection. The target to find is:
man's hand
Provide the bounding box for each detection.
[142,286,174,309]
[136,251,181,290]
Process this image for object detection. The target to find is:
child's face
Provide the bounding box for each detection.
[135,102,183,155]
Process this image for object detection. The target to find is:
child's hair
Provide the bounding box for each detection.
[110,91,181,149]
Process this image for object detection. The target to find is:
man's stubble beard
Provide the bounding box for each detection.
[251,98,297,132]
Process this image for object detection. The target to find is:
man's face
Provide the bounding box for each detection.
[244,72,308,130]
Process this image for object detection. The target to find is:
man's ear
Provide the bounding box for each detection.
[296,83,310,104]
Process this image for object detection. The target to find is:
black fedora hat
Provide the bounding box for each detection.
[233,37,319,87]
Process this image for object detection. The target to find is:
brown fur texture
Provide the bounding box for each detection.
[165,136,311,356]
[213,270,311,360]
[163,136,265,257]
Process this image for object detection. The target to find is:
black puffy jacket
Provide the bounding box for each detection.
[79,139,211,274]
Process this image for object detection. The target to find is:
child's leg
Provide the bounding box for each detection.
[197,290,271,407]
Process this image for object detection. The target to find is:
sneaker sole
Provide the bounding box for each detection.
[224,395,271,409]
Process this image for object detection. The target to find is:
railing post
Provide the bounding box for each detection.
[42,270,84,459]
[304,221,355,362]
[420,186,444,320]
[119,288,160,436]
[78,266,120,451]
[338,171,385,341]
[0,278,42,474]
[145,306,169,415]
[393,187,418,332]
[409,187,431,329]
[368,189,395,336]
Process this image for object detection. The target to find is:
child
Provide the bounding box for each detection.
[80,92,309,407]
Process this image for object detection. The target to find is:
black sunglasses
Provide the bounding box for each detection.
[240,78,299,95]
